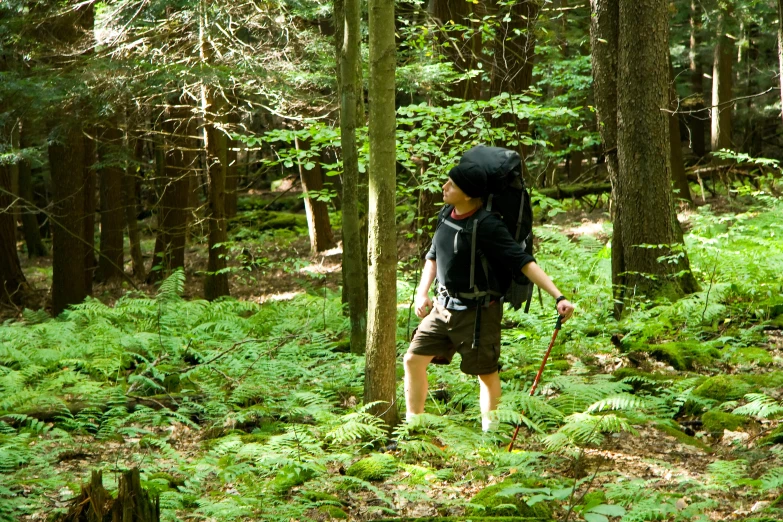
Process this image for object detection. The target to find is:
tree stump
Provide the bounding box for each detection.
[59,468,160,522]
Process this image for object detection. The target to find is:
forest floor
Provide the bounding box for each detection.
[3,192,783,522]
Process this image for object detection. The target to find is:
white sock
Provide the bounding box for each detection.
[482,413,498,433]
[406,412,420,424]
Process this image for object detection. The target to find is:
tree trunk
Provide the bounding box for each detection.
[711,10,733,155]
[687,0,706,157]
[125,134,145,279]
[778,0,783,125]
[338,0,368,354]
[0,164,31,306]
[295,136,336,255]
[616,0,697,304]
[225,110,240,219]
[589,0,621,317]
[18,122,47,258]
[83,134,97,294]
[429,0,483,101]
[204,98,230,301]
[669,60,693,207]
[59,469,160,522]
[148,109,188,283]
[366,0,400,428]
[97,127,125,282]
[50,126,87,315]
[488,0,540,155]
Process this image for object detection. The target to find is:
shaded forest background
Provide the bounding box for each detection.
[1,0,783,521]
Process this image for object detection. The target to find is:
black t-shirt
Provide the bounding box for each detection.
[426,207,535,304]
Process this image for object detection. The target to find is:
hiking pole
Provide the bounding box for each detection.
[507,314,563,452]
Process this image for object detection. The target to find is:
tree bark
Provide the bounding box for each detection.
[687,0,706,157]
[50,126,87,315]
[295,136,336,255]
[83,133,97,294]
[711,9,734,155]
[125,134,145,279]
[97,127,125,282]
[0,164,31,306]
[616,0,697,304]
[338,0,368,354]
[488,0,540,155]
[225,110,240,219]
[204,98,230,301]
[429,0,483,101]
[148,108,188,282]
[366,0,400,428]
[589,0,621,316]
[778,0,783,125]
[18,123,47,258]
[669,60,693,207]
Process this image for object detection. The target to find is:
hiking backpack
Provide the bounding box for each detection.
[436,145,535,312]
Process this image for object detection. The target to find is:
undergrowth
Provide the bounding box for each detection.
[0,190,782,521]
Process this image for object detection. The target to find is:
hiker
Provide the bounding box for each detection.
[404,149,575,432]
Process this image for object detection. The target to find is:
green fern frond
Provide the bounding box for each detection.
[157,269,186,302]
[586,393,650,413]
[732,393,783,419]
[760,467,783,491]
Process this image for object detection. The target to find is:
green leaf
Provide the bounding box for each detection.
[583,513,608,522]
[304,162,315,170]
[587,504,626,517]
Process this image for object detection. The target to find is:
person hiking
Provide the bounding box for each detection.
[403,152,575,432]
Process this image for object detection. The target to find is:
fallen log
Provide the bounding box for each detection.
[535,182,612,199]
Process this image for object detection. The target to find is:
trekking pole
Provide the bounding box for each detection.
[507,314,563,452]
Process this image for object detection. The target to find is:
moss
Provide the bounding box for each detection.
[467,479,553,518]
[741,372,783,390]
[641,342,721,371]
[693,375,751,402]
[146,472,185,490]
[269,465,316,495]
[318,505,348,519]
[701,410,747,436]
[771,314,783,328]
[729,347,774,367]
[654,423,714,453]
[346,453,398,481]
[301,490,345,505]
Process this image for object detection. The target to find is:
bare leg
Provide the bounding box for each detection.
[403,353,434,418]
[478,371,501,431]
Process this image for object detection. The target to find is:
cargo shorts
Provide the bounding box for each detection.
[407,300,502,376]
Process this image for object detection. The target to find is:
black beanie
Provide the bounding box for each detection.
[448,163,487,199]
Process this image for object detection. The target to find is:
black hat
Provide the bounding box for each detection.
[448,163,487,199]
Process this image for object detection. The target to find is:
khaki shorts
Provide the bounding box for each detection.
[407,301,502,375]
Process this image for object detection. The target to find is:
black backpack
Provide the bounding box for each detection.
[436,145,535,312]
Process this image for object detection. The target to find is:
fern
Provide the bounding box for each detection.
[732,393,783,419]
[542,412,637,451]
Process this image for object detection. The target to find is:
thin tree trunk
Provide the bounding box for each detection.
[97,127,125,282]
[616,0,697,302]
[0,164,31,306]
[125,134,145,279]
[688,0,706,156]
[204,98,230,300]
[711,9,734,154]
[429,0,483,101]
[225,110,240,219]
[589,0,621,316]
[489,0,540,155]
[366,0,400,428]
[338,0,368,354]
[9,125,20,243]
[50,125,87,315]
[18,122,47,257]
[83,133,96,294]
[669,60,693,207]
[148,108,188,283]
[295,136,336,255]
[778,0,783,125]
